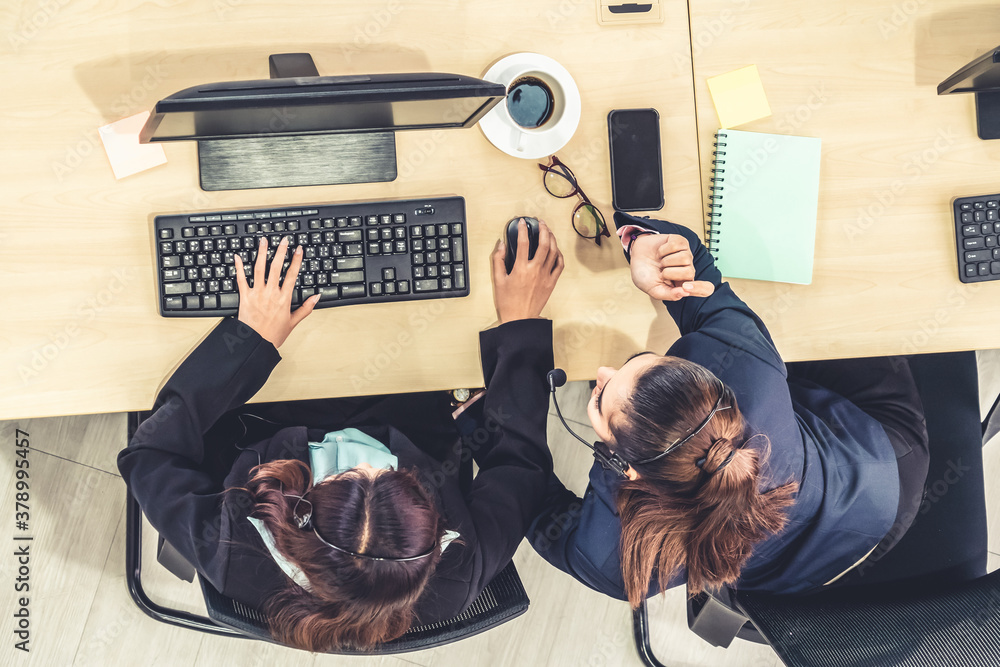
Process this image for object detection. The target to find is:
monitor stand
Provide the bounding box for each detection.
[976,91,1000,140]
[197,53,397,191]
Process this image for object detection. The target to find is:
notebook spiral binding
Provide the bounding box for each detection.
[707,131,727,256]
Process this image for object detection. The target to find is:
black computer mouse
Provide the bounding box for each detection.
[504,216,540,274]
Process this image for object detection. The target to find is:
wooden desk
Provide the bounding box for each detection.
[1,0,702,418]
[687,0,1000,361]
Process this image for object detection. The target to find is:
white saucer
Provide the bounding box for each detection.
[479,53,581,160]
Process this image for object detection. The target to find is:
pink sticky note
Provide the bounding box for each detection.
[98,110,167,179]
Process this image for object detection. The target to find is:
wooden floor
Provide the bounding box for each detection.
[3,353,1000,667]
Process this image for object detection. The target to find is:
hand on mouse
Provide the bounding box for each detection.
[491,218,565,324]
[628,233,715,301]
[234,237,320,348]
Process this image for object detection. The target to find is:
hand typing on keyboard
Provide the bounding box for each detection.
[234,236,320,348]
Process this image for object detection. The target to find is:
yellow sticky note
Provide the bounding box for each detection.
[98,111,167,180]
[707,65,772,129]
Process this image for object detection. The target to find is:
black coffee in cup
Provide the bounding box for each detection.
[506,76,554,129]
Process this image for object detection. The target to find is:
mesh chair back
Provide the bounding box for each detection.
[199,561,530,654]
[736,569,1000,667]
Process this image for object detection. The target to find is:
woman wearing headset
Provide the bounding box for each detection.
[531,212,929,607]
[119,223,563,652]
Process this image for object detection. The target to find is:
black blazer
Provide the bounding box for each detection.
[118,316,555,624]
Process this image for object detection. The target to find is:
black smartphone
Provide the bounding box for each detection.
[608,108,664,212]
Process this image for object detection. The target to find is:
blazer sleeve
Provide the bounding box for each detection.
[463,318,556,592]
[117,317,281,587]
[613,211,784,371]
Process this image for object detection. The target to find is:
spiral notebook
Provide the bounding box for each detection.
[707,129,822,284]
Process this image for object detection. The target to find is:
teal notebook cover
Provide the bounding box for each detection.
[707,129,822,284]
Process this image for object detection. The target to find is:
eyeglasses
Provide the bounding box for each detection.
[538,155,610,246]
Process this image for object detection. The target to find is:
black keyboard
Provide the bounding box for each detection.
[954,194,1000,283]
[153,196,469,317]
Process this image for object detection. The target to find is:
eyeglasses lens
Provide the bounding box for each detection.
[543,166,577,198]
[573,204,605,238]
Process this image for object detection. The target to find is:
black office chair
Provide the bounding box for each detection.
[123,412,531,654]
[633,351,999,667]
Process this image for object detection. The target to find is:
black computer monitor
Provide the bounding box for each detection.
[938,45,1000,140]
[139,53,506,190]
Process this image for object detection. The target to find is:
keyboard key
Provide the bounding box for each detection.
[184,296,200,309]
[159,228,174,239]
[451,223,463,235]
[346,243,363,256]
[237,213,254,220]
[382,241,393,254]
[980,262,991,276]
[162,256,181,268]
[440,278,452,290]
[413,266,425,278]
[329,270,365,284]
[383,268,396,280]
[384,282,396,294]
[319,286,340,302]
[368,229,379,241]
[987,236,998,248]
[341,284,366,298]
[222,214,238,221]
[993,262,1000,275]
[337,257,364,270]
[393,213,405,223]
[974,201,986,209]
[415,279,439,292]
[367,215,379,225]
[975,210,986,222]
[394,226,406,239]
[160,242,174,254]
[427,265,439,278]
[370,282,383,296]
[165,282,193,295]
[965,263,977,278]
[394,241,407,253]
[182,227,195,238]
[338,230,363,242]
[209,225,222,235]
[453,266,466,289]
[410,226,423,238]
[189,216,207,222]
[964,238,985,250]
[988,201,999,208]
[381,214,392,225]
[219,292,239,309]
[224,224,237,235]
[206,215,222,222]
[966,250,990,262]
[424,225,436,237]
[162,269,183,282]
[196,226,209,236]
[453,243,464,262]
[165,296,184,310]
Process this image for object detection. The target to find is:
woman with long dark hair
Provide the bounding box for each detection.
[119,221,564,651]
[531,212,929,607]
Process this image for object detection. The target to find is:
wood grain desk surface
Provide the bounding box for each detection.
[1,0,702,418]
[687,0,1000,363]
[5,1,1000,419]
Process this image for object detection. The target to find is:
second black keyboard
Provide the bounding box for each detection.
[154,196,469,317]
